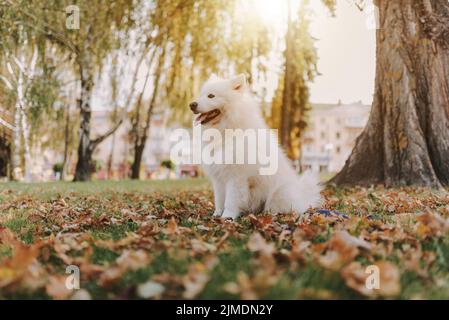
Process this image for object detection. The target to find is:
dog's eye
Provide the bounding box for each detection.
[208,94,215,99]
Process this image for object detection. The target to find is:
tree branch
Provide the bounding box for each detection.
[3,0,80,55]
[90,118,123,149]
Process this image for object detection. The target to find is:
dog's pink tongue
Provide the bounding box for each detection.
[194,113,205,126]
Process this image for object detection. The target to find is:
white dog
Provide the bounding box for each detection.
[190,74,322,219]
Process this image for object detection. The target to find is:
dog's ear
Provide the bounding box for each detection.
[230,74,247,91]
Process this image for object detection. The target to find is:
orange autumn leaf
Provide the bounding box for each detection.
[342,261,400,298]
[165,217,178,235]
[0,227,43,289]
[415,211,448,238]
[318,231,372,270]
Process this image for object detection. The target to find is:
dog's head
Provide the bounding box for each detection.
[190,74,247,126]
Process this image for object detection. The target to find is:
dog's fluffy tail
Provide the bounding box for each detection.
[296,171,323,212]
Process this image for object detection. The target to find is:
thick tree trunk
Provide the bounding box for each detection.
[331,0,449,188]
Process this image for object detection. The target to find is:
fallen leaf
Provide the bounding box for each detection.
[71,289,92,300]
[137,281,165,299]
[247,232,275,256]
[165,217,178,235]
[318,231,371,270]
[46,275,72,300]
[416,211,448,238]
[341,261,400,298]
[182,257,218,299]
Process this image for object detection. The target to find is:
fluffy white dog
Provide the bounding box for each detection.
[190,74,322,219]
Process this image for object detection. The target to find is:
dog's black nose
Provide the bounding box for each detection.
[189,102,198,112]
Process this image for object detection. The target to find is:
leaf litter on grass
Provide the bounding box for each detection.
[0,184,448,299]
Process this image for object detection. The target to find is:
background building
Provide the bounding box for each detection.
[301,102,371,173]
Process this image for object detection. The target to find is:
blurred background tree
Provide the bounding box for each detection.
[269,0,319,160]
[3,0,445,187]
[0,0,334,181]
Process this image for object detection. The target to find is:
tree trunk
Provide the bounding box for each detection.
[73,54,124,182]
[0,136,11,178]
[60,103,71,180]
[106,132,116,180]
[280,0,293,151]
[130,48,165,180]
[74,59,94,182]
[130,143,145,179]
[331,0,449,188]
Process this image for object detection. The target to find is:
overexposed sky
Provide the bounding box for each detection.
[309,0,376,105]
[258,0,377,105]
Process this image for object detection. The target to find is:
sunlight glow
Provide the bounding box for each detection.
[236,0,305,36]
[252,0,288,27]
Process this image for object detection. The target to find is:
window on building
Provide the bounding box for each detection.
[336,132,341,139]
[336,146,341,154]
[320,132,326,139]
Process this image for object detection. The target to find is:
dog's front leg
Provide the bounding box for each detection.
[221,177,249,220]
[212,180,225,217]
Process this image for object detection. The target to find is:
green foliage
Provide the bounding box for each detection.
[0,0,343,178]
[270,0,319,159]
[52,162,63,173]
[161,159,175,170]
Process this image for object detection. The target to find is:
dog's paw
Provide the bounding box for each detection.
[213,209,224,217]
[221,209,239,220]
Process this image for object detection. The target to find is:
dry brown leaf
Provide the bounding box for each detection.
[165,217,178,235]
[0,239,43,289]
[182,257,218,299]
[0,227,18,245]
[318,231,371,270]
[98,250,151,287]
[416,211,448,238]
[342,261,400,298]
[247,232,275,256]
[236,272,257,300]
[46,275,73,300]
[137,281,165,299]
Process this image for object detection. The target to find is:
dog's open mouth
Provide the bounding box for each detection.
[195,109,221,125]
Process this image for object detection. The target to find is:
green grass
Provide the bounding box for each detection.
[0,178,210,200]
[0,179,448,300]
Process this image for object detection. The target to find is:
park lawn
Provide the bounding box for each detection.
[0,179,448,299]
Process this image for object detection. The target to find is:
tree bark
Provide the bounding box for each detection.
[73,54,124,182]
[130,48,165,180]
[74,60,94,182]
[60,103,71,180]
[280,0,294,151]
[0,135,11,178]
[331,0,449,188]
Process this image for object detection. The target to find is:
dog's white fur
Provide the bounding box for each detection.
[192,74,322,219]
